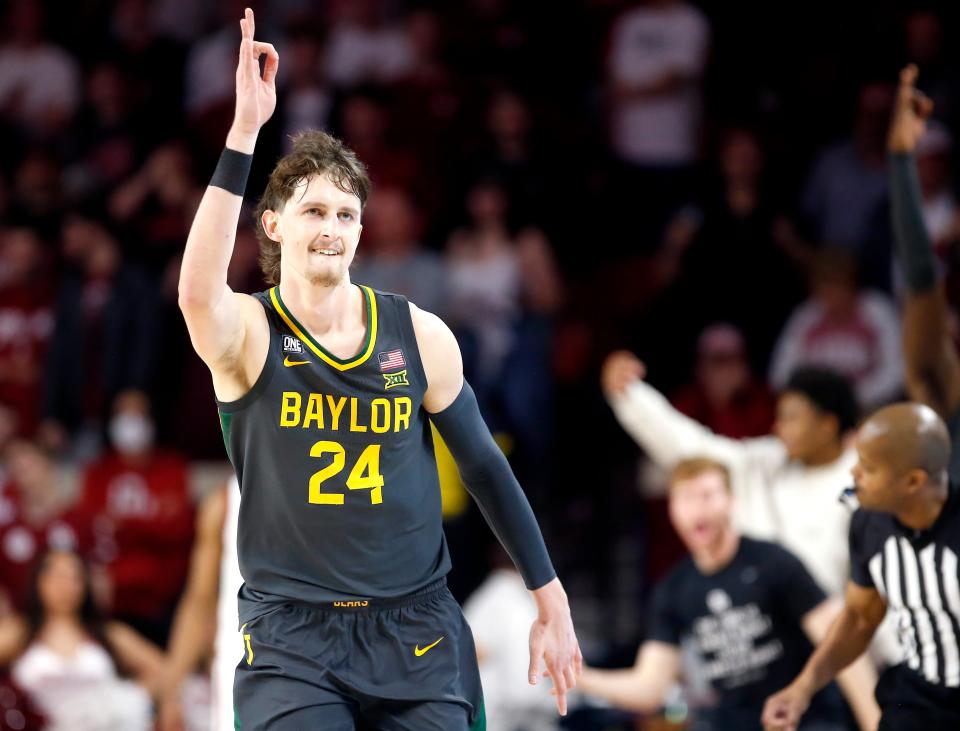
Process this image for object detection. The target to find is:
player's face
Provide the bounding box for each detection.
[774,392,837,462]
[669,470,733,552]
[269,174,363,287]
[850,431,901,512]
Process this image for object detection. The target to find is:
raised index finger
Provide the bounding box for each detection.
[900,63,918,89]
[241,7,254,40]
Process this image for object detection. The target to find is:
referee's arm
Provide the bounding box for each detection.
[762,582,886,731]
[412,303,583,716]
[800,598,880,731]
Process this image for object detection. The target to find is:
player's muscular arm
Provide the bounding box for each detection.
[763,583,886,731]
[411,304,583,715]
[412,304,464,413]
[889,64,960,418]
[178,8,276,399]
[579,641,681,713]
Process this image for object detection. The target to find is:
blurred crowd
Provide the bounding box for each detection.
[0,0,959,728]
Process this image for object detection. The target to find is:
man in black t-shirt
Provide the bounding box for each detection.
[764,403,960,731]
[579,458,879,731]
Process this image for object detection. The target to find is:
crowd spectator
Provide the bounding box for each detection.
[606,0,710,232]
[0,228,55,438]
[903,10,958,132]
[0,0,80,142]
[337,90,421,193]
[276,23,332,148]
[11,549,163,731]
[107,0,190,136]
[671,323,775,439]
[578,458,879,731]
[799,81,894,287]
[351,186,448,317]
[323,0,415,89]
[108,141,203,273]
[769,249,904,411]
[40,215,158,459]
[71,391,195,646]
[603,355,858,601]
[671,127,806,365]
[457,89,550,225]
[10,150,66,238]
[0,442,85,612]
[61,61,147,205]
[445,179,562,443]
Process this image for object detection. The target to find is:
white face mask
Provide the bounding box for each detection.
[109,413,155,455]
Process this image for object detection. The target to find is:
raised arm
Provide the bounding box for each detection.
[601,351,760,475]
[889,64,960,418]
[578,641,681,713]
[762,582,886,731]
[178,8,277,401]
[412,304,581,715]
[158,486,228,731]
[105,621,166,696]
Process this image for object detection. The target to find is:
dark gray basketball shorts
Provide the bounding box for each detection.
[233,580,486,730]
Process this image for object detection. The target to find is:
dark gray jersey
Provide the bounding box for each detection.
[217,285,450,624]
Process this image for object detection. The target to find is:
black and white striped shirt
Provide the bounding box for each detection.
[850,484,960,688]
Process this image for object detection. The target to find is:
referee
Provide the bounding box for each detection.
[762,402,960,730]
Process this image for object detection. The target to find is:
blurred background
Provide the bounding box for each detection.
[0,0,959,728]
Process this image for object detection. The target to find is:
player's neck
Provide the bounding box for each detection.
[279,275,360,336]
[896,481,950,532]
[691,528,739,575]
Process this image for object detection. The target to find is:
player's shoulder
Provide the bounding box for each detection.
[406,300,456,347]
[849,507,895,548]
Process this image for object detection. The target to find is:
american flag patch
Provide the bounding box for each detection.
[378,349,406,372]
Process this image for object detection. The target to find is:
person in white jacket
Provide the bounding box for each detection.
[603,353,860,598]
[602,353,900,669]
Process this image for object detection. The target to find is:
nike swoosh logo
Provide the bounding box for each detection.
[284,356,310,367]
[414,636,444,657]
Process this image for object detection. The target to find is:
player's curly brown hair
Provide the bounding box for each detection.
[253,131,371,285]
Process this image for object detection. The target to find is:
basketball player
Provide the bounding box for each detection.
[176,8,580,730]
[762,403,960,730]
[889,64,960,476]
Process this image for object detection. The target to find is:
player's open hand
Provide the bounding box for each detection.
[601,350,646,397]
[888,64,934,154]
[233,8,278,137]
[761,682,812,731]
[529,578,582,716]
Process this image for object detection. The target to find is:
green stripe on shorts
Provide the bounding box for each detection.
[470,697,486,731]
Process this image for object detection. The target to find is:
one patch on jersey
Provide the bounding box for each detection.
[378,349,406,372]
[283,335,304,354]
[383,370,410,390]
